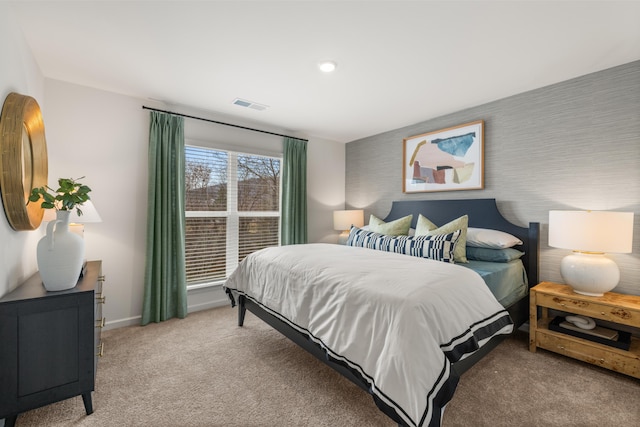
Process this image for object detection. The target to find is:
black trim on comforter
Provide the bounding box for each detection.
[224,287,510,427]
[442,311,513,363]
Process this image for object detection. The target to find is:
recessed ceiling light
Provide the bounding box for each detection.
[318,61,337,73]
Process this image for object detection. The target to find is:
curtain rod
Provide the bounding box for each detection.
[141,106,308,142]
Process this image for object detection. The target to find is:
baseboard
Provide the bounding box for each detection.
[105,316,141,330]
[188,298,229,313]
[103,285,230,331]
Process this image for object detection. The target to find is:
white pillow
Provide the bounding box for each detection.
[466,227,523,249]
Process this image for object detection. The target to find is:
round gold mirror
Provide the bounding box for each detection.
[0,92,48,230]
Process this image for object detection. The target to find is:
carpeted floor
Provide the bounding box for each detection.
[12,306,640,426]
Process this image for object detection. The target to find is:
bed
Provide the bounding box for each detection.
[224,198,539,427]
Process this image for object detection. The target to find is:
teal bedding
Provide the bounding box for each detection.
[462,259,528,308]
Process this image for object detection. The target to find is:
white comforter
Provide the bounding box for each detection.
[224,243,513,427]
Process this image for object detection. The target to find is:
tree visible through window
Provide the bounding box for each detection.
[184,145,281,286]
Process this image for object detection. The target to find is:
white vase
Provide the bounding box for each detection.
[37,210,85,291]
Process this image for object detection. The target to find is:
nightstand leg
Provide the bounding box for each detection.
[529,289,537,352]
[4,415,17,427]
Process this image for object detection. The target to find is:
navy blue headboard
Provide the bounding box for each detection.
[383,198,539,287]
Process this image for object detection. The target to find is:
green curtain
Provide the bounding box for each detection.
[281,137,308,245]
[141,111,188,325]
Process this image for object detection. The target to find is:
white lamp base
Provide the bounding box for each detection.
[69,223,84,238]
[560,252,620,296]
[337,230,350,245]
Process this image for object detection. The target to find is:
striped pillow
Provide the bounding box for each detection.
[346,226,461,263]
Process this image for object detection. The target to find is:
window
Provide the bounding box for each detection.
[184,145,281,287]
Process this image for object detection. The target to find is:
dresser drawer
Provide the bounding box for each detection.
[535,292,640,327]
[536,330,640,379]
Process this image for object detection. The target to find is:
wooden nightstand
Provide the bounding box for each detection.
[529,281,640,379]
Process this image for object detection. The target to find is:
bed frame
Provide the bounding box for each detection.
[235,198,539,426]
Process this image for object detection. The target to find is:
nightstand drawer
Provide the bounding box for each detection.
[535,292,640,327]
[536,330,640,378]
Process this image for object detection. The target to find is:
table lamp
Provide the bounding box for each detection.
[43,200,102,237]
[548,210,634,296]
[333,209,364,244]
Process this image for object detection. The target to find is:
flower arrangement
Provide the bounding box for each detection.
[29,177,92,216]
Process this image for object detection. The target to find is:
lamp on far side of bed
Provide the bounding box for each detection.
[548,210,634,296]
[333,209,364,244]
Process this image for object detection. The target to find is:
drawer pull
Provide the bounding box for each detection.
[96,317,106,328]
[98,275,106,282]
[96,294,106,304]
[97,342,104,357]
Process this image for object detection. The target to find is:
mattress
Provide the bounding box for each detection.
[463,259,528,308]
[224,243,514,427]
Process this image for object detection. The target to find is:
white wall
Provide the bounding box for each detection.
[41,81,346,329]
[0,0,346,331]
[0,3,45,298]
[346,61,640,295]
[43,79,150,328]
[0,6,45,426]
[308,135,346,243]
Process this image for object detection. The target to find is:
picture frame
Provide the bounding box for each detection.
[402,120,484,193]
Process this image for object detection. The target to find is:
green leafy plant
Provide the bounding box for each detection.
[29,177,92,216]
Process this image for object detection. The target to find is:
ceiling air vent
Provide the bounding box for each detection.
[232,98,268,111]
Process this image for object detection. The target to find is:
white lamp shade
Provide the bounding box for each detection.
[548,210,633,253]
[69,200,102,223]
[333,209,364,231]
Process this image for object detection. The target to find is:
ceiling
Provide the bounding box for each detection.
[9,1,640,143]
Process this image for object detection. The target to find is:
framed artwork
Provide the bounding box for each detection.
[402,120,484,193]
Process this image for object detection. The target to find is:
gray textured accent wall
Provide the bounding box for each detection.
[346,60,640,295]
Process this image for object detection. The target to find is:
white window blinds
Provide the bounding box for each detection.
[185,145,281,286]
